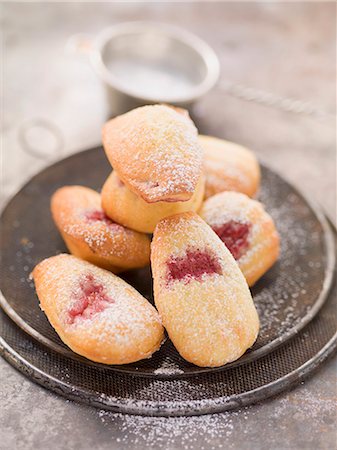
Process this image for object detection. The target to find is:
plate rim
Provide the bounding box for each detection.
[1,318,336,417]
[0,146,335,378]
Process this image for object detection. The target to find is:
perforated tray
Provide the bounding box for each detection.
[0,147,335,378]
[0,262,336,416]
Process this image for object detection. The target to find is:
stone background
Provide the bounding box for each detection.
[1,3,336,449]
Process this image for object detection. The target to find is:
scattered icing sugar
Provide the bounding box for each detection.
[201,136,259,199]
[200,192,281,297]
[152,213,259,367]
[53,187,148,261]
[272,386,336,422]
[93,380,335,448]
[105,105,203,201]
[200,192,259,226]
[200,193,265,267]
[251,187,323,344]
[153,358,184,375]
[15,171,329,376]
[166,249,222,284]
[35,255,162,351]
[62,208,137,259]
[96,407,252,448]
[205,165,253,197]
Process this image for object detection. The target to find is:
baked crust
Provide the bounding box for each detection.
[32,254,164,364]
[101,171,205,233]
[200,191,280,286]
[200,135,260,199]
[151,212,259,367]
[102,105,203,203]
[51,185,151,272]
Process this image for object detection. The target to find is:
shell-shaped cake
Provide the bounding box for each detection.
[32,254,164,364]
[200,191,280,286]
[51,186,150,272]
[151,212,260,367]
[101,171,205,233]
[200,135,260,199]
[102,105,203,203]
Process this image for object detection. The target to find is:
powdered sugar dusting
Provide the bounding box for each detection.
[93,380,335,448]
[63,209,130,259]
[97,408,252,448]
[252,184,325,344]
[201,135,260,199]
[53,186,150,266]
[9,164,331,376]
[200,191,260,228]
[154,358,184,375]
[104,105,203,201]
[206,159,251,187]
[34,255,163,360]
[200,192,264,265]
[152,212,259,367]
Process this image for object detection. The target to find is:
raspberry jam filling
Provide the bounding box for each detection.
[167,249,222,283]
[212,220,251,260]
[67,274,114,324]
[85,210,117,227]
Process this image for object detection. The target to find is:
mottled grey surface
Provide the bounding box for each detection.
[1,356,336,450]
[1,2,336,450]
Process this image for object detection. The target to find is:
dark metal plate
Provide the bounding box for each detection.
[0,259,336,416]
[0,147,335,378]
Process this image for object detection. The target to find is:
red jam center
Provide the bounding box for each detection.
[67,274,114,324]
[85,210,117,227]
[212,220,251,260]
[167,249,222,283]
